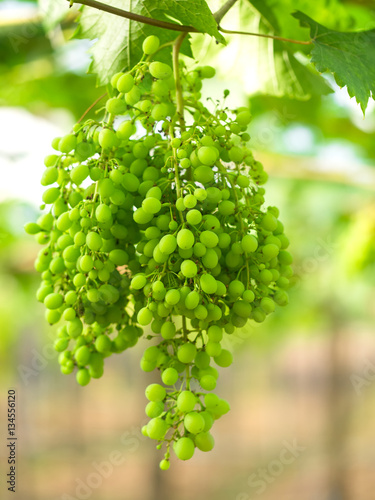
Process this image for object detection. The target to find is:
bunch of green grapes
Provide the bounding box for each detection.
[25,35,292,467]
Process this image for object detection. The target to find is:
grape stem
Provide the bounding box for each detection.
[66,0,312,45]
[218,27,313,45]
[173,33,187,131]
[77,92,107,124]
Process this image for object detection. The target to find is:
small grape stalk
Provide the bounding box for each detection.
[25,35,292,468]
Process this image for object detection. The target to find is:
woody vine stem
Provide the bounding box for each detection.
[67,0,312,46]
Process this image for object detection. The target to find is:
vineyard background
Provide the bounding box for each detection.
[1,1,375,499]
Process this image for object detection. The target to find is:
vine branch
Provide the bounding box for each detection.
[67,0,312,46]
[218,27,313,45]
[173,34,187,129]
[68,0,197,32]
[213,0,239,24]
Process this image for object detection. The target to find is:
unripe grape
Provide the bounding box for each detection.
[177,391,196,412]
[177,229,194,249]
[173,437,195,460]
[162,367,179,386]
[195,432,214,452]
[116,73,134,93]
[76,368,91,386]
[106,97,127,115]
[159,459,170,471]
[200,374,216,390]
[137,307,153,325]
[147,418,168,440]
[123,86,140,106]
[236,110,251,126]
[177,343,197,364]
[44,293,63,310]
[59,134,77,153]
[99,129,118,149]
[145,383,166,402]
[180,260,198,278]
[150,61,173,80]
[184,412,205,434]
[197,146,217,166]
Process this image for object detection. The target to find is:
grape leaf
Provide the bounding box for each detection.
[293,11,375,113]
[258,39,333,99]
[77,0,223,86]
[37,0,69,31]
[243,3,332,99]
[143,0,224,43]
[247,0,280,33]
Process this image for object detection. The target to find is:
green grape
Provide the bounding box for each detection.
[117,73,134,93]
[125,86,141,106]
[186,209,202,226]
[106,97,127,115]
[41,167,59,186]
[96,204,112,223]
[193,166,214,183]
[236,110,252,126]
[214,349,233,367]
[183,194,197,209]
[177,391,196,412]
[76,368,91,386]
[159,459,170,471]
[131,274,147,290]
[146,401,164,418]
[197,146,217,166]
[165,289,180,305]
[162,367,179,385]
[177,229,194,249]
[180,260,198,278]
[44,293,63,310]
[95,335,112,353]
[75,345,91,366]
[195,432,214,452]
[184,412,205,434]
[29,40,292,465]
[161,321,176,340]
[200,374,216,390]
[200,274,217,294]
[145,383,166,402]
[59,134,77,153]
[142,197,162,214]
[143,35,160,54]
[241,234,258,253]
[99,129,118,149]
[177,343,197,364]
[149,61,173,80]
[173,437,195,460]
[42,187,60,204]
[147,418,168,440]
[86,232,102,251]
[137,307,153,325]
[117,120,136,140]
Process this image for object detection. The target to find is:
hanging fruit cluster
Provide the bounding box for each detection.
[25,35,292,468]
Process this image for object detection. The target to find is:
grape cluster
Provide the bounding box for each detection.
[25,35,292,467]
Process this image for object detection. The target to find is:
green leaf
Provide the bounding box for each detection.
[144,0,224,43]
[37,0,69,32]
[293,11,375,113]
[242,4,332,100]
[262,40,333,99]
[247,0,280,32]
[77,0,223,86]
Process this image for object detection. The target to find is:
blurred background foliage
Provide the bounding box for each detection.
[1,1,375,499]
